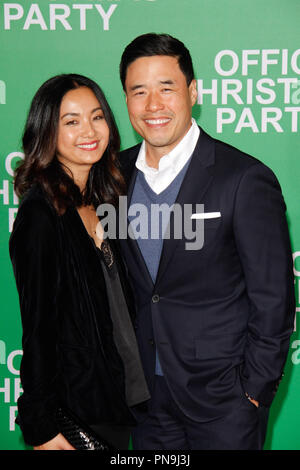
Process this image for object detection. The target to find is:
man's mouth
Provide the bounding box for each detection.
[144,118,171,126]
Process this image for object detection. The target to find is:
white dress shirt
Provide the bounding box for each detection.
[135,119,200,195]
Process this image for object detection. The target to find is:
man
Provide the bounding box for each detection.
[118,33,295,450]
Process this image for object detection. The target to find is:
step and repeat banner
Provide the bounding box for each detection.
[0,0,299,450]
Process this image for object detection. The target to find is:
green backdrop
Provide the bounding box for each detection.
[0,0,299,450]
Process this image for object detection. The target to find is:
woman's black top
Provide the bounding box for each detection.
[93,238,149,408]
[9,184,150,447]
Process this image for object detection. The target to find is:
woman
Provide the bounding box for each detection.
[9,74,150,450]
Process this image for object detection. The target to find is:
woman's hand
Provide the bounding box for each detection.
[34,433,75,450]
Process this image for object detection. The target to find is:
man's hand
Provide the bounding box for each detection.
[246,393,259,408]
[34,433,75,450]
[249,397,259,408]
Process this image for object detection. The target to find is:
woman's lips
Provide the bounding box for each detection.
[76,141,99,150]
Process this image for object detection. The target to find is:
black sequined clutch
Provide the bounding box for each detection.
[56,408,114,451]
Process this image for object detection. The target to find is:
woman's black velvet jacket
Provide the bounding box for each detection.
[9,184,138,446]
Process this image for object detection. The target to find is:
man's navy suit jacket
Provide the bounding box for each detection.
[119,127,295,422]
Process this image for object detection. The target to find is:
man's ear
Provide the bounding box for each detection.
[189,79,198,106]
[124,91,128,104]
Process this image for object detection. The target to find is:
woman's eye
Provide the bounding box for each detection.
[65,120,77,125]
[94,115,104,120]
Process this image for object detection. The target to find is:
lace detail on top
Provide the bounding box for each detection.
[100,240,114,268]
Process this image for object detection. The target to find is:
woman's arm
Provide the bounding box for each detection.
[9,197,63,447]
[34,433,75,450]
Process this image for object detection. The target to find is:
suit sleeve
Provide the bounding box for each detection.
[9,199,60,446]
[233,163,295,406]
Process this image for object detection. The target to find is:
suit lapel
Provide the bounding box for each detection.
[155,129,216,286]
[125,165,155,287]
[123,128,216,288]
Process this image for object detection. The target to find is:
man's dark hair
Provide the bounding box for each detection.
[120,33,195,90]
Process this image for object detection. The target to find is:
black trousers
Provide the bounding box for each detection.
[90,423,132,450]
[132,375,269,450]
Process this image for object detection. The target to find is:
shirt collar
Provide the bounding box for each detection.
[135,119,200,177]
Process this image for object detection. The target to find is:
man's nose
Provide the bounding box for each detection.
[145,91,164,112]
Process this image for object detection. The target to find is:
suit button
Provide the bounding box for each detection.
[152,294,160,303]
[149,339,154,346]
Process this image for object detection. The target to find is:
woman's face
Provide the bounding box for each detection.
[56,86,110,177]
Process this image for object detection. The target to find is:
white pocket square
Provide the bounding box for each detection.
[191,212,221,219]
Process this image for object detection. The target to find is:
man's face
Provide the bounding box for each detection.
[124,55,197,160]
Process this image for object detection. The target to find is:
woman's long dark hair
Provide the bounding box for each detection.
[14,74,125,212]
